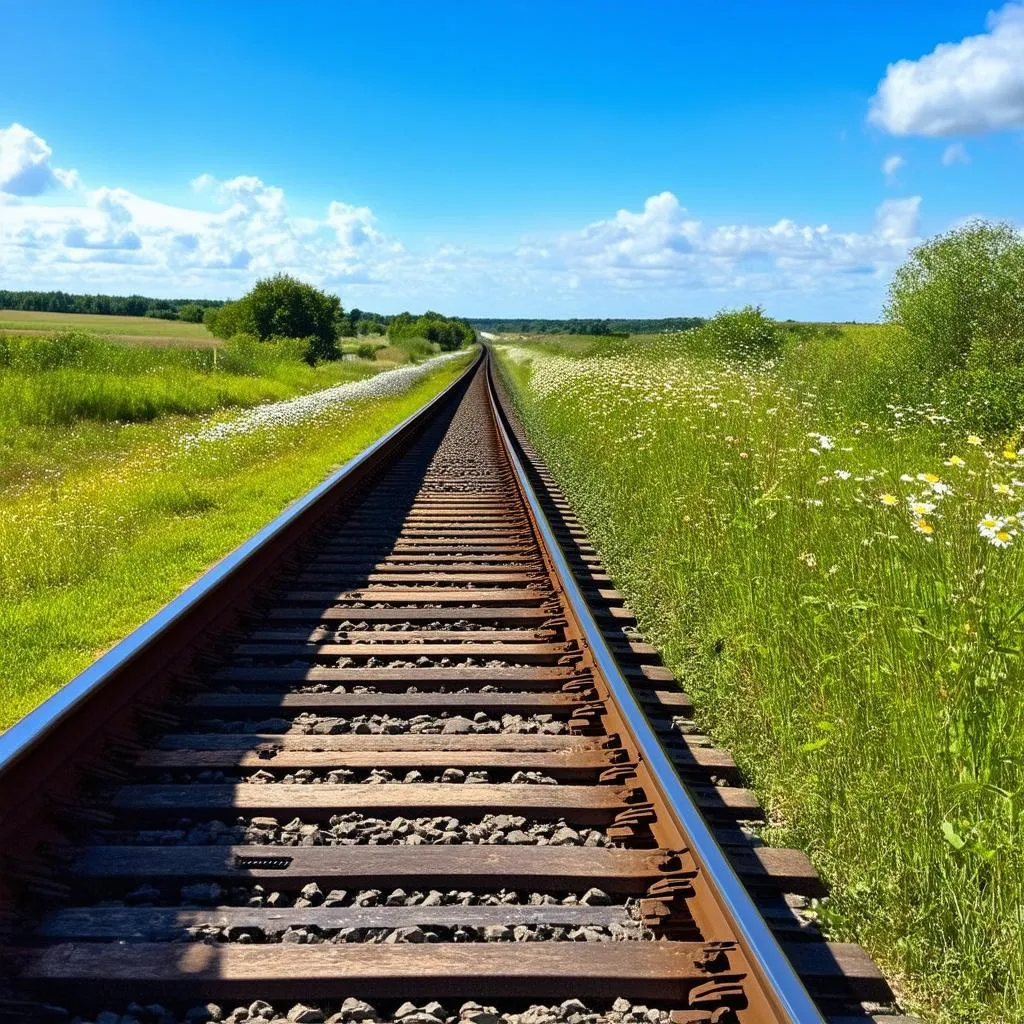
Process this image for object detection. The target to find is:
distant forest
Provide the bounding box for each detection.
[469,317,705,335]
[0,290,226,322]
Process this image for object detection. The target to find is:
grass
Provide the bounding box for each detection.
[0,333,475,728]
[494,327,1024,1024]
[0,309,218,345]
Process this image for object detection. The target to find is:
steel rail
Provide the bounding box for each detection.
[485,353,827,1024]
[0,347,483,778]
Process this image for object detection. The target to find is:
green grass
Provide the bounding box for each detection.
[0,339,474,728]
[495,328,1023,1024]
[0,332,395,487]
[0,309,218,344]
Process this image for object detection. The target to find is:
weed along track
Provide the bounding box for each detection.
[0,351,900,1024]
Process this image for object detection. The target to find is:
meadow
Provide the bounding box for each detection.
[0,308,219,345]
[495,325,1023,1024]
[0,329,474,727]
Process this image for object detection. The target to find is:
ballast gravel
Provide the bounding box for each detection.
[69,997,676,1024]
[195,714,569,736]
[105,814,613,848]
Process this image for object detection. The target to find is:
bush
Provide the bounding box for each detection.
[356,343,376,360]
[178,303,206,323]
[387,310,474,352]
[886,220,1024,369]
[205,276,342,363]
[690,306,782,360]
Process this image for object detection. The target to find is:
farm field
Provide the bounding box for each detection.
[0,329,475,728]
[495,326,1023,1024]
[0,308,219,345]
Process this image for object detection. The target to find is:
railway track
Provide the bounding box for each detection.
[0,351,905,1024]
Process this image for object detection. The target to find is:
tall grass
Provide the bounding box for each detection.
[0,351,474,728]
[495,328,1023,1024]
[0,331,383,432]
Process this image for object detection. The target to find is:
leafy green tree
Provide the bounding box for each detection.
[204,276,342,362]
[178,302,206,323]
[244,274,342,361]
[886,220,1024,368]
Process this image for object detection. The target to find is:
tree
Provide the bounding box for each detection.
[179,302,206,323]
[886,220,1024,368]
[204,275,343,362]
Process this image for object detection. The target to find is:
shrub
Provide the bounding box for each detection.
[205,276,342,363]
[886,220,1024,370]
[690,306,782,360]
[178,302,206,323]
[356,343,377,360]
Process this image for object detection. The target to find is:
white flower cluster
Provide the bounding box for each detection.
[182,351,467,446]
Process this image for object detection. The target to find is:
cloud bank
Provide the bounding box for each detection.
[869,3,1024,136]
[1,123,924,318]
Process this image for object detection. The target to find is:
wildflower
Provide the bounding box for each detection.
[913,519,935,537]
[967,435,983,446]
[917,472,941,485]
[993,482,1014,496]
[989,530,1015,549]
[1003,450,1018,461]
[944,455,966,467]
[879,494,899,506]
[834,469,851,480]
[899,474,915,482]
[930,481,954,497]
[907,498,936,516]
[808,433,835,450]
[799,552,817,568]
[978,516,1001,539]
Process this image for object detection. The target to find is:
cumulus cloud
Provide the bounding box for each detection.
[882,154,905,181]
[0,121,928,317]
[868,3,1024,135]
[941,143,970,166]
[0,123,79,196]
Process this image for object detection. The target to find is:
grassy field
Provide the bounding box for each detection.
[0,330,475,727]
[0,309,218,345]
[495,327,1023,1024]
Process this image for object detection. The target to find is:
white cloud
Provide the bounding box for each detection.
[0,121,930,318]
[882,154,905,180]
[874,197,922,242]
[941,142,970,165]
[868,3,1024,135]
[0,123,79,196]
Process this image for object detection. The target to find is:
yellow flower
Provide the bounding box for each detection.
[967,435,983,446]
[993,482,1013,496]
[879,493,898,506]
[1003,450,1018,461]
[917,472,941,484]
[914,519,935,536]
[944,455,966,467]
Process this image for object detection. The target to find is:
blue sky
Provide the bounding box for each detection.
[1,1,1022,319]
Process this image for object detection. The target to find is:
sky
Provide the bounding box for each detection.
[1,1,1022,320]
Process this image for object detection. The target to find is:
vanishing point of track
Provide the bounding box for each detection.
[0,351,902,1024]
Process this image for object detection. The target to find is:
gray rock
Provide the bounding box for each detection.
[441,716,474,734]
[287,1006,324,1023]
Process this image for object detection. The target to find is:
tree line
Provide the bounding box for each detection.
[203,275,475,363]
[469,317,705,335]
[0,290,224,322]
